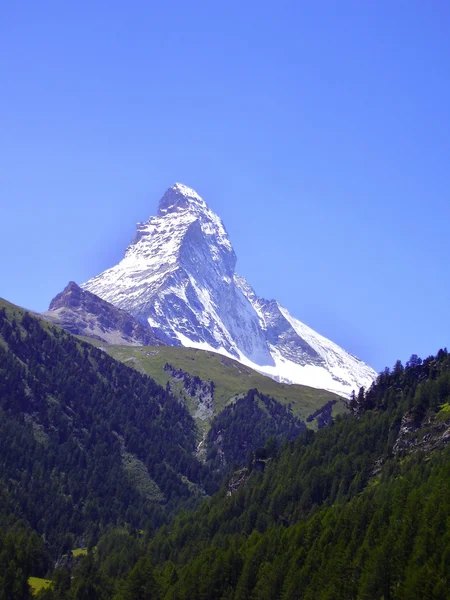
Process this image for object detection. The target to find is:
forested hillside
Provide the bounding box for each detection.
[30,347,450,599]
[204,390,306,470]
[0,298,317,598]
[1,295,449,599]
[0,299,214,556]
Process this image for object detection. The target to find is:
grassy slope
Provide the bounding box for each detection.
[28,577,52,595]
[103,344,346,428]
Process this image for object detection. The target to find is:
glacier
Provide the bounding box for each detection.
[82,183,377,397]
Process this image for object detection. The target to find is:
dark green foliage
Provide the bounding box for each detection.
[306,399,336,427]
[2,295,450,598]
[138,348,450,599]
[0,305,214,554]
[0,521,49,600]
[205,389,306,469]
[67,551,113,600]
[39,347,446,598]
[95,530,142,581]
[358,348,449,418]
[119,555,159,600]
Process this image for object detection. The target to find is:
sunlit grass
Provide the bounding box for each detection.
[28,577,52,595]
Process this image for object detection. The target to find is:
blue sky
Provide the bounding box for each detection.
[1,1,449,372]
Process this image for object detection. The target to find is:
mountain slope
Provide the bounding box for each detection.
[0,297,212,553]
[103,344,345,431]
[139,348,450,599]
[34,348,450,599]
[81,183,376,397]
[1,297,324,554]
[42,281,163,346]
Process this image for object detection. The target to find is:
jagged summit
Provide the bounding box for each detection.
[43,281,163,346]
[81,184,377,396]
[48,281,80,310]
[157,183,208,216]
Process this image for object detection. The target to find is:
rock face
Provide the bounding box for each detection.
[164,363,214,421]
[81,183,377,396]
[393,410,450,456]
[43,282,163,346]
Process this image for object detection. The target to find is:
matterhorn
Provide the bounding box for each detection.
[82,183,376,396]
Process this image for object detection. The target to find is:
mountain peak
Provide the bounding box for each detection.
[44,281,163,346]
[48,281,83,310]
[81,184,377,397]
[157,183,207,216]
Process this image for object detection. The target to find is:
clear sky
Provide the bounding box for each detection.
[1,1,449,373]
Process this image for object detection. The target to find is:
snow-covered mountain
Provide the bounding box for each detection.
[82,183,376,397]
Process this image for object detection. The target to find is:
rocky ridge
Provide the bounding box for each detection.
[43,281,163,346]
